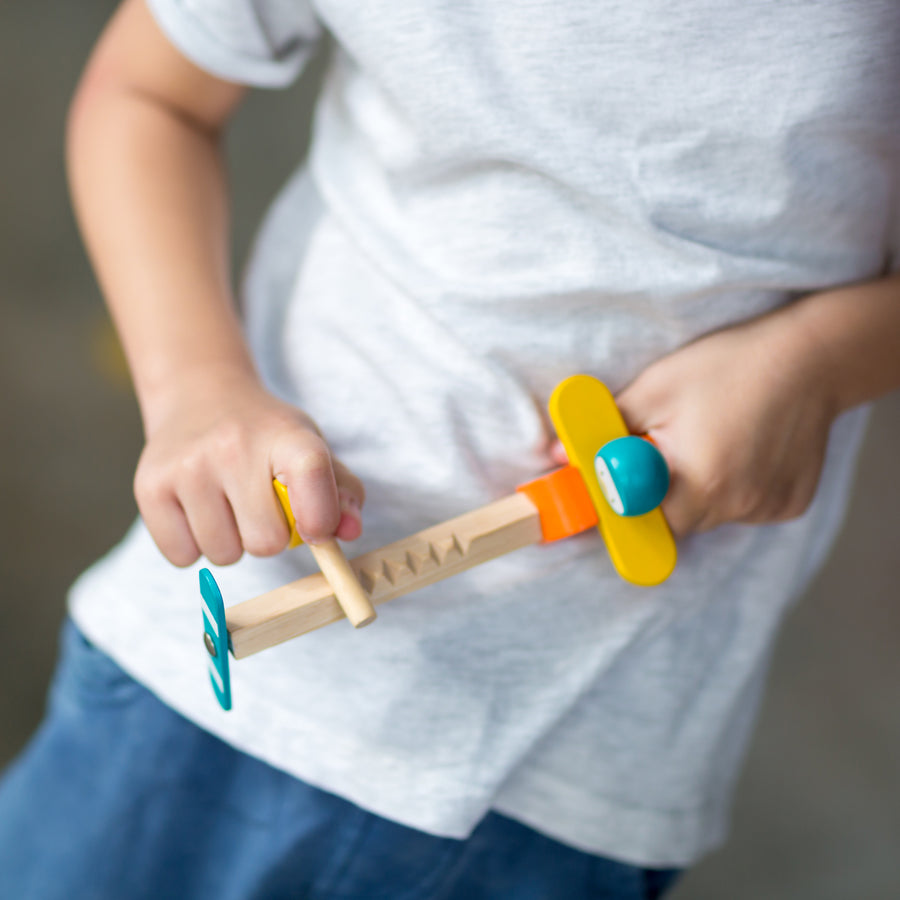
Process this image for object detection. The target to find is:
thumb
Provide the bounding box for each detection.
[271,429,341,543]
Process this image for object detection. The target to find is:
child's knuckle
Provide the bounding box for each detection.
[730,485,763,521]
[133,466,167,507]
[205,542,242,567]
[696,474,725,511]
[210,419,249,464]
[244,524,288,557]
[294,447,333,482]
[167,542,200,568]
[778,493,812,522]
[176,446,210,482]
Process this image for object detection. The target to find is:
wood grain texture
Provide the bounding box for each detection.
[307,538,377,628]
[227,492,542,658]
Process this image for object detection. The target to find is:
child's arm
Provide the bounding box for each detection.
[608,275,900,536]
[67,0,363,567]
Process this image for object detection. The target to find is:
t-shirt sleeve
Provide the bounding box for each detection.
[146,0,322,88]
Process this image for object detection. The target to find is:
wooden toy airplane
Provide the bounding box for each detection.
[200,375,677,710]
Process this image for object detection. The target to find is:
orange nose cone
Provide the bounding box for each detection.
[517,465,599,543]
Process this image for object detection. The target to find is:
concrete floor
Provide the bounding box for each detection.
[2,3,899,897]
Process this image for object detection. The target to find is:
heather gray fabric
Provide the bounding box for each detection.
[70,0,899,867]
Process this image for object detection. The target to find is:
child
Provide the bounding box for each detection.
[1,0,898,897]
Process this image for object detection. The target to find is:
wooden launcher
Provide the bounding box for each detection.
[200,375,677,710]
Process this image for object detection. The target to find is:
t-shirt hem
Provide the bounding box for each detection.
[68,584,488,840]
[491,767,728,869]
[70,572,726,868]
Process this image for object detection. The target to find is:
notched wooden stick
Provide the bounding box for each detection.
[227,492,542,659]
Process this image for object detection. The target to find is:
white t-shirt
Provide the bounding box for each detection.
[69,0,899,867]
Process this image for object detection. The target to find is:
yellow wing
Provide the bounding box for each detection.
[549,375,676,586]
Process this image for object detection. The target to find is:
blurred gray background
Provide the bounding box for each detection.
[2,3,899,897]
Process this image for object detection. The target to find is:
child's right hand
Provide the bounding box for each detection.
[133,367,364,567]
[66,1,368,569]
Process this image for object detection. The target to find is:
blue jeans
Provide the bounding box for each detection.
[0,621,681,899]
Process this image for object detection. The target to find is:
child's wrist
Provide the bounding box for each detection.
[139,357,261,436]
[772,296,845,421]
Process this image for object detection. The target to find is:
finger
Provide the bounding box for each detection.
[330,458,365,540]
[178,478,244,566]
[613,385,645,435]
[225,468,291,558]
[615,376,666,437]
[332,458,366,508]
[137,488,202,567]
[548,440,569,466]
[272,432,341,542]
[334,488,363,541]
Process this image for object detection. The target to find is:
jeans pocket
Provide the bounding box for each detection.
[317,812,462,900]
[50,619,145,711]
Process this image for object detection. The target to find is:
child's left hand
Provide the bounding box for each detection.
[552,306,840,537]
